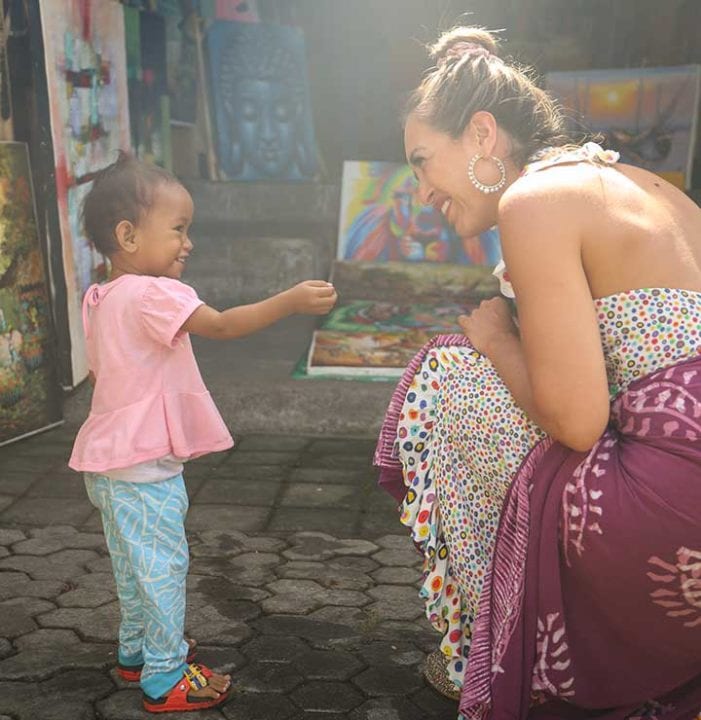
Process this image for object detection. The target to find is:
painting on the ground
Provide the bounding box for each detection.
[39,0,131,386]
[337,162,502,265]
[307,330,434,377]
[323,300,467,334]
[0,143,62,445]
[547,66,701,189]
[296,262,501,380]
[207,21,318,181]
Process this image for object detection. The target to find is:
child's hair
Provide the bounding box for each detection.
[83,151,180,256]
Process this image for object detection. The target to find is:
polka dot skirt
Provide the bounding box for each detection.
[393,287,701,688]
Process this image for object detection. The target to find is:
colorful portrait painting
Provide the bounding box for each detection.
[547,66,701,189]
[207,21,318,181]
[40,0,131,385]
[337,162,502,265]
[0,143,62,445]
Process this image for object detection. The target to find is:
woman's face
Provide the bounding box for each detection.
[404,114,501,237]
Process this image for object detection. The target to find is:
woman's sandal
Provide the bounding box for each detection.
[117,638,198,682]
[143,663,231,713]
[423,648,461,701]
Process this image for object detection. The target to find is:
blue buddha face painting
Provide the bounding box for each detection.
[208,21,318,181]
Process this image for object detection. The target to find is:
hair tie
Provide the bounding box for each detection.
[443,42,492,63]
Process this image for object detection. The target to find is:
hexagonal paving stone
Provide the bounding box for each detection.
[37,601,120,642]
[291,680,364,713]
[267,508,359,536]
[371,548,422,568]
[11,531,105,556]
[262,579,368,615]
[240,635,308,663]
[0,605,36,639]
[367,585,423,621]
[254,614,362,648]
[233,661,303,694]
[0,639,12,659]
[0,669,114,720]
[221,691,297,720]
[349,697,426,720]
[56,588,115,608]
[0,628,114,681]
[0,529,25,545]
[196,529,286,554]
[371,567,421,585]
[0,549,101,581]
[275,560,373,592]
[194,645,246,676]
[295,648,365,681]
[0,571,67,602]
[352,664,424,697]
[375,535,415,550]
[186,574,269,604]
[283,532,378,562]
[184,605,252,646]
[359,641,425,669]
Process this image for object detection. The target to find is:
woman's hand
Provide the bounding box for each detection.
[458,297,518,355]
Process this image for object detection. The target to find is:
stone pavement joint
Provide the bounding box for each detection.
[0,431,456,719]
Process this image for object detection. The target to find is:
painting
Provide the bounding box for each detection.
[323,300,466,334]
[547,66,701,190]
[306,330,433,377]
[0,143,62,445]
[39,0,131,385]
[199,0,260,22]
[125,8,171,168]
[296,261,501,380]
[337,162,502,265]
[207,20,318,181]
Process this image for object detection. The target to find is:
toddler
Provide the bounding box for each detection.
[69,154,336,712]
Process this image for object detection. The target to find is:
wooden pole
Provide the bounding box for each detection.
[191,10,217,181]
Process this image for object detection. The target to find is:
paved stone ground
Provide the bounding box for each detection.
[0,425,458,720]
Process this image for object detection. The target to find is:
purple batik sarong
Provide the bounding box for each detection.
[461,356,701,720]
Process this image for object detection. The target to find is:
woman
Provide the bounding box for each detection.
[375,26,701,720]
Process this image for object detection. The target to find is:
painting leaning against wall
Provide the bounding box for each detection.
[0,143,62,446]
[39,0,131,386]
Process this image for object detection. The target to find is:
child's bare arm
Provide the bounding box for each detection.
[182,280,337,340]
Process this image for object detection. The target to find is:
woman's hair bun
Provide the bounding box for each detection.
[428,27,499,65]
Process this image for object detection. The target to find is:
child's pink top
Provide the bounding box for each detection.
[69,274,233,472]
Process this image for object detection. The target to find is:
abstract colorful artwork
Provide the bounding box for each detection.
[0,143,62,445]
[40,0,131,386]
[547,66,701,190]
[207,21,318,181]
[337,162,502,265]
[199,0,260,22]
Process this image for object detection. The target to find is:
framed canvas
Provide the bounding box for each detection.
[39,0,131,385]
[207,21,318,181]
[547,66,701,190]
[0,143,62,445]
[337,161,501,265]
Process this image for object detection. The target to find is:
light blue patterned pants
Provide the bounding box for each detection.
[84,473,190,699]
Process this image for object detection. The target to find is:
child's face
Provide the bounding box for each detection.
[132,182,194,279]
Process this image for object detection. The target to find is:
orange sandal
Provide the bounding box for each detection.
[117,639,197,682]
[143,663,231,713]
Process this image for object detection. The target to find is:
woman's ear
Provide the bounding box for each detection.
[114,220,137,254]
[463,111,498,156]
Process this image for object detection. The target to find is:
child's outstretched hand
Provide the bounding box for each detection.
[288,280,337,315]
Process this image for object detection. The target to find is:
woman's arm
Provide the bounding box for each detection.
[467,173,610,451]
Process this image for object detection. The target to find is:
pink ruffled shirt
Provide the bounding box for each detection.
[69,274,234,473]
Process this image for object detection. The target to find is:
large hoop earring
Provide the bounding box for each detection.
[468,154,507,194]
